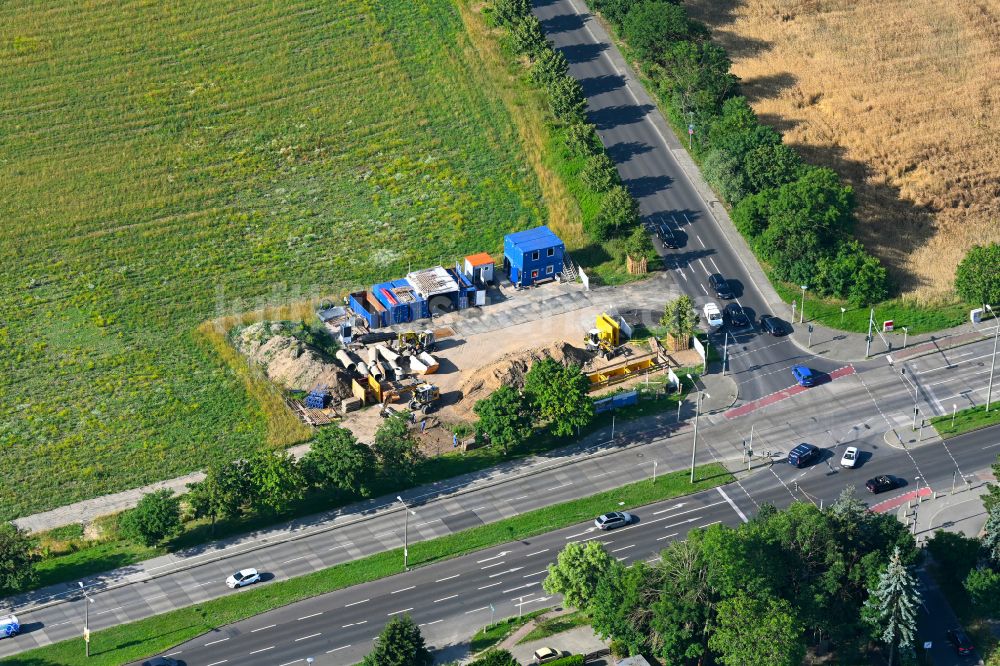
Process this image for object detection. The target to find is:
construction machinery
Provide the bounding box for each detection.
[585,313,624,360]
[379,381,441,417]
[395,330,436,353]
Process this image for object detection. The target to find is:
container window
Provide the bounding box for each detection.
[531,270,539,279]
[532,251,540,261]
[547,248,555,257]
[546,265,554,275]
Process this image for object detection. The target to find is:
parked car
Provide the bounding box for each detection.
[708,273,734,299]
[946,628,975,656]
[787,443,821,468]
[840,447,859,468]
[759,314,786,336]
[0,614,19,640]
[534,647,566,664]
[724,303,750,329]
[226,567,261,589]
[704,302,723,328]
[595,511,633,530]
[866,475,902,494]
[791,365,817,387]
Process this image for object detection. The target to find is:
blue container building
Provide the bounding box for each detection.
[503,226,565,288]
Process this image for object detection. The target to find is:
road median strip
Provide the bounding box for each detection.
[6,464,732,666]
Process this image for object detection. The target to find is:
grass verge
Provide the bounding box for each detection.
[930,405,1000,439]
[517,609,590,644]
[470,608,550,653]
[7,464,732,666]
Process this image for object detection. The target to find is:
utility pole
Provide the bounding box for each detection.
[799,285,807,324]
[723,331,729,376]
[690,391,709,483]
[987,304,998,412]
[78,582,94,658]
[865,308,875,359]
[396,496,415,571]
[902,326,908,349]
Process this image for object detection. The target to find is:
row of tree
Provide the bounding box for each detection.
[542,489,921,665]
[474,357,594,453]
[488,0,651,255]
[590,0,890,306]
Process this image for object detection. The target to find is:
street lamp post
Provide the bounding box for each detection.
[902,326,908,350]
[78,582,94,658]
[912,476,923,535]
[396,496,416,571]
[723,331,729,376]
[987,305,998,412]
[799,285,808,324]
[901,368,919,431]
[690,391,709,483]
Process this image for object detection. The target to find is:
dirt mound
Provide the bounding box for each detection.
[454,342,591,419]
[234,321,350,398]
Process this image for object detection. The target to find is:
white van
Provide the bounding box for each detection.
[703,302,723,328]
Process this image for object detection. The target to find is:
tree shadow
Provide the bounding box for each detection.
[606,140,653,163]
[558,41,608,64]
[588,103,655,130]
[539,11,587,34]
[738,71,798,104]
[579,73,626,97]
[785,141,938,293]
[622,174,674,198]
[712,28,774,60]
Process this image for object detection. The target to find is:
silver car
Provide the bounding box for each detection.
[594,511,633,530]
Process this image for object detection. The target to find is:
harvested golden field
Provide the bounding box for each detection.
[688,0,1000,299]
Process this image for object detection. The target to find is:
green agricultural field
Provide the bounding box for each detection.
[0,0,549,521]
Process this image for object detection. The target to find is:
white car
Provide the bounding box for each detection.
[703,302,723,328]
[840,447,859,469]
[226,567,261,589]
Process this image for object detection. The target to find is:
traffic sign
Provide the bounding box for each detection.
[688,124,694,134]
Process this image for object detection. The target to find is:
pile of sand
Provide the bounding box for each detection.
[234,321,351,398]
[454,342,591,418]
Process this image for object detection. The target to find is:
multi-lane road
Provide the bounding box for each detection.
[534,0,846,401]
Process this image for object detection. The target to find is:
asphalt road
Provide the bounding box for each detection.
[534,0,846,402]
[148,421,1000,666]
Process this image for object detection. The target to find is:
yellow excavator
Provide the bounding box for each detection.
[584,313,623,360]
[379,381,440,417]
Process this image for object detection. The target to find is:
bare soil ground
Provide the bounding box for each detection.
[687,0,1000,300]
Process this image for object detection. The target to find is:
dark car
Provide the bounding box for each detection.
[142,658,183,666]
[866,475,902,494]
[657,222,680,249]
[724,303,750,329]
[759,314,786,336]
[787,443,821,468]
[791,365,817,387]
[946,628,975,656]
[708,273,734,299]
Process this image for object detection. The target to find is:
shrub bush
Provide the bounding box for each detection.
[509,15,547,57]
[622,1,695,61]
[565,122,602,157]
[581,152,619,192]
[548,74,587,122]
[955,243,1000,306]
[531,48,569,87]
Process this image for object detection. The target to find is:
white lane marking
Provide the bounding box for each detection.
[282,555,307,564]
[205,637,230,646]
[466,606,490,614]
[512,495,530,500]
[328,541,354,551]
[477,552,509,563]
[611,544,635,553]
[525,549,550,557]
[345,599,369,607]
[502,582,539,594]
[524,570,548,578]
[717,487,749,523]
[436,574,461,582]
[617,556,628,562]
[549,481,573,491]
[916,351,996,375]
[251,624,276,633]
[708,257,720,273]
[470,505,488,512]
[392,586,416,594]
[206,661,228,666]
[342,620,368,628]
[298,612,323,621]
[145,593,168,601]
[279,660,303,666]
[656,532,679,541]
[327,645,351,653]
[652,502,686,515]
[696,235,706,248]
[565,527,597,540]
[295,632,322,642]
[490,567,524,578]
[481,561,506,570]
[165,653,183,658]
[478,582,502,590]
[192,581,215,587]
[249,646,275,655]
[421,619,444,626]
[96,605,124,615]
[413,519,439,528]
[699,283,709,295]
[435,594,460,603]
[46,620,73,627]
[387,608,414,616]
[653,500,725,518]
[697,258,710,276]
